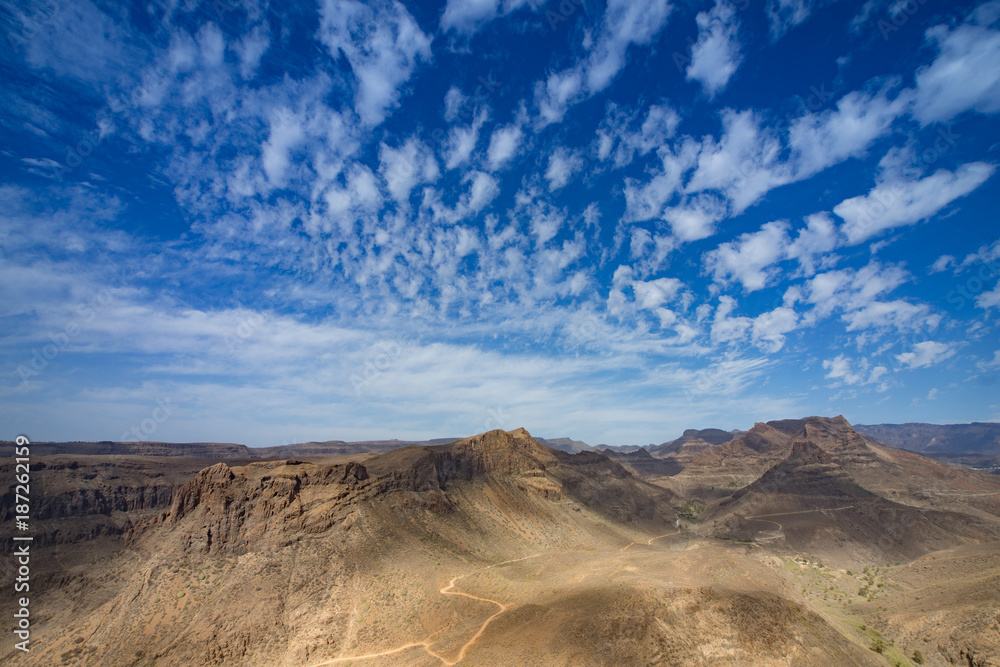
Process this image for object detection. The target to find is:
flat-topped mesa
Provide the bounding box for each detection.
[25,440,255,458]
[647,427,736,457]
[680,428,737,445]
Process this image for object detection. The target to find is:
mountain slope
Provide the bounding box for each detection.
[666,416,1000,508]
[6,422,1000,667]
[707,442,1000,564]
[855,422,1000,455]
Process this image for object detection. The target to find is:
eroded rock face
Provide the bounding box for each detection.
[0,457,206,552]
[675,416,893,488]
[131,428,678,556]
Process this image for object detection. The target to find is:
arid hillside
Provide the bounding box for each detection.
[3,421,999,666]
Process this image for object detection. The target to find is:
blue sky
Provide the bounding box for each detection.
[2,0,999,447]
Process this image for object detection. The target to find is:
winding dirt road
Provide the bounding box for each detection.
[308,554,542,667]
[619,529,681,551]
[744,505,856,536]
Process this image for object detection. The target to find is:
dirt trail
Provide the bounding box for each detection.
[745,506,855,534]
[308,554,543,667]
[619,529,681,551]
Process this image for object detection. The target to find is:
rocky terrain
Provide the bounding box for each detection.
[3,419,1000,666]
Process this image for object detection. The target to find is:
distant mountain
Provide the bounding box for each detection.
[665,415,1000,511]
[534,436,594,453]
[647,428,737,458]
[854,422,1000,455]
[709,440,999,563]
[13,420,1000,667]
[602,447,682,479]
[22,440,256,458]
[251,437,459,457]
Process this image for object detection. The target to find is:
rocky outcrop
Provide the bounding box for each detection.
[134,428,678,555]
[0,456,224,553]
[679,416,885,484]
[733,441,874,500]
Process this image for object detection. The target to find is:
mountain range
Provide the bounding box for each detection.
[3,417,1000,666]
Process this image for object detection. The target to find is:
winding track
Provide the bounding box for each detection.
[744,505,856,535]
[307,554,542,667]
[619,529,681,551]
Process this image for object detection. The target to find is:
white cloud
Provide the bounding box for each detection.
[444,86,467,122]
[664,193,729,242]
[685,109,791,214]
[585,0,673,92]
[422,170,499,224]
[22,0,129,84]
[379,138,440,209]
[702,213,841,292]
[799,261,933,331]
[913,17,1000,124]
[834,162,996,244]
[486,122,524,171]
[767,0,823,39]
[895,341,955,368]
[318,0,432,126]
[234,25,269,80]
[822,353,888,387]
[444,109,488,170]
[843,299,927,330]
[961,239,1000,268]
[787,213,840,276]
[628,228,678,275]
[440,0,544,35]
[533,0,672,126]
[261,107,305,187]
[632,277,683,310]
[928,254,956,273]
[441,0,500,33]
[687,0,743,97]
[711,295,752,344]
[465,171,501,214]
[534,69,584,127]
[621,141,698,222]
[704,220,790,291]
[597,102,680,168]
[545,147,585,191]
[752,306,798,352]
[976,285,1000,310]
[788,85,912,180]
[978,350,1000,371]
[319,163,382,234]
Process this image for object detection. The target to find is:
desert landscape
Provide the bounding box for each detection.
[3,416,1000,666]
[5,0,1000,664]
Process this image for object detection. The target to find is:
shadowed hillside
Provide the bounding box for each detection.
[4,422,1000,666]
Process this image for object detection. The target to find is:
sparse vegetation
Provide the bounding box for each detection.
[679,501,706,521]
